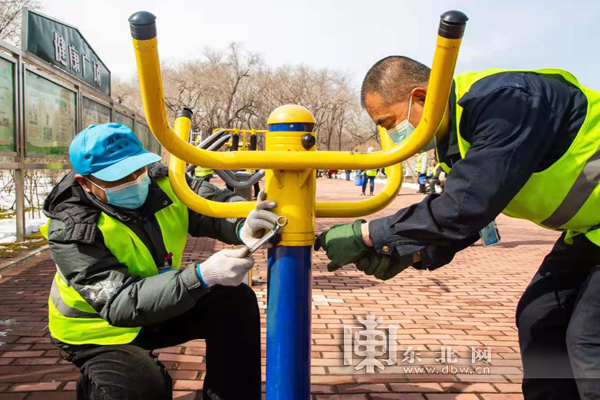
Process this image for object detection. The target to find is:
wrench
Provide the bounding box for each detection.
[246,216,288,255]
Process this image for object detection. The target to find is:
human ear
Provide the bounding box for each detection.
[410,87,427,105]
[75,174,92,194]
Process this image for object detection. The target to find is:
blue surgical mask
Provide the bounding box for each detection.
[387,96,436,151]
[89,171,151,210]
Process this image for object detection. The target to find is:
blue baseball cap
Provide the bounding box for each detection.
[69,123,162,182]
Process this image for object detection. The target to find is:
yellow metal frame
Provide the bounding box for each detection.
[171,120,402,220]
[215,128,268,151]
[170,117,255,218]
[131,11,465,244]
[131,34,462,170]
[315,126,402,218]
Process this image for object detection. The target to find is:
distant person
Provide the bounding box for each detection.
[194,166,213,183]
[346,170,352,180]
[416,151,428,193]
[429,159,445,194]
[361,147,377,196]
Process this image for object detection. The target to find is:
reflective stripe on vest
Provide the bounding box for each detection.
[452,68,600,234]
[195,167,213,177]
[45,176,189,345]
[50,278,98,318]
[435,147,451,174]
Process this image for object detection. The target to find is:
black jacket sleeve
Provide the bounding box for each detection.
[369,85,563,269]
[187,178,245,244]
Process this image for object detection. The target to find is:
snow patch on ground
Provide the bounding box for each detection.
[0,175,55,209]
[0,217,47,243]
[401,182,420,190]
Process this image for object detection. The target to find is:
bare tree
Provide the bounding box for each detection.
[112,76,143,115]
[0,0,43,45]
[114,42,376,151]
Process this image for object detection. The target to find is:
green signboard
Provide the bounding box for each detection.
[0,58,15,153]
[83,97,111,129]
[115,112,134,130]
[25,70,77,156]
[134,121,150,149]
[24,9,111,96]
[149,135,161,156]
[137,122,161,155]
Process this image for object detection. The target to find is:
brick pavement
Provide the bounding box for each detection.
[0,177,561,399]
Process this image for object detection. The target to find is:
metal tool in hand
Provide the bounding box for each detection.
[247,216,288,255]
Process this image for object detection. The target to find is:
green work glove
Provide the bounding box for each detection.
[356,251,415,280]
[315,219,370,272]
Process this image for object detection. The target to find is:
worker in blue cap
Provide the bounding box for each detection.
[42,123,277,400]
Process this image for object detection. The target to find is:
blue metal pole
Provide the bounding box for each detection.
[266,246,312,399]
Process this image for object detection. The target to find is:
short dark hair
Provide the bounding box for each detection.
[360,56,431,108]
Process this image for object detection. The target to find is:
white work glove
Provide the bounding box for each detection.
[197,247,254,288]
[240,190,278,249]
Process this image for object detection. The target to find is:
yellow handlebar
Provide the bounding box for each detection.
[170,119,401,219]
[315,126,402,218]
[214,128,268,135]
[129,11,466,170]
[169,116,255,218]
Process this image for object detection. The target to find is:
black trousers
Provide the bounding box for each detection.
[72,284,261,400]
[517,233,600,400]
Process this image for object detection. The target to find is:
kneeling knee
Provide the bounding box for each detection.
[112,348,172,400]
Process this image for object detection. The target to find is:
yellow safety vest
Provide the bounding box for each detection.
[451,69,600,244]
[365,169,377,177]
[194,166,213,178]
[41,177,189,345]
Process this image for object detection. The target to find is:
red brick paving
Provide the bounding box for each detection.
[0,177,561,399]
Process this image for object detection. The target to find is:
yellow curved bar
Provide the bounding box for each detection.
[316,126,402,218]
[131,33,462,170]
[169,115,255,218]
[214,128,268,134]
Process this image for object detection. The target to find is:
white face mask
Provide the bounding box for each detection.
[387,96,436,151]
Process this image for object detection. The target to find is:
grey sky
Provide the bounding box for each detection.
[44,0,600,89]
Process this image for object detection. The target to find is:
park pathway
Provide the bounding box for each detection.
[0,177,560,399]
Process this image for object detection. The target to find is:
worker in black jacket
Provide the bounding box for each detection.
[43,123,279,400]
[316,56,600,400]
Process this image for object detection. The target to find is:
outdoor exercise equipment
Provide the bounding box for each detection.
[185,124,266,193]
[128,9,467,399]
[219,128,267,151]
